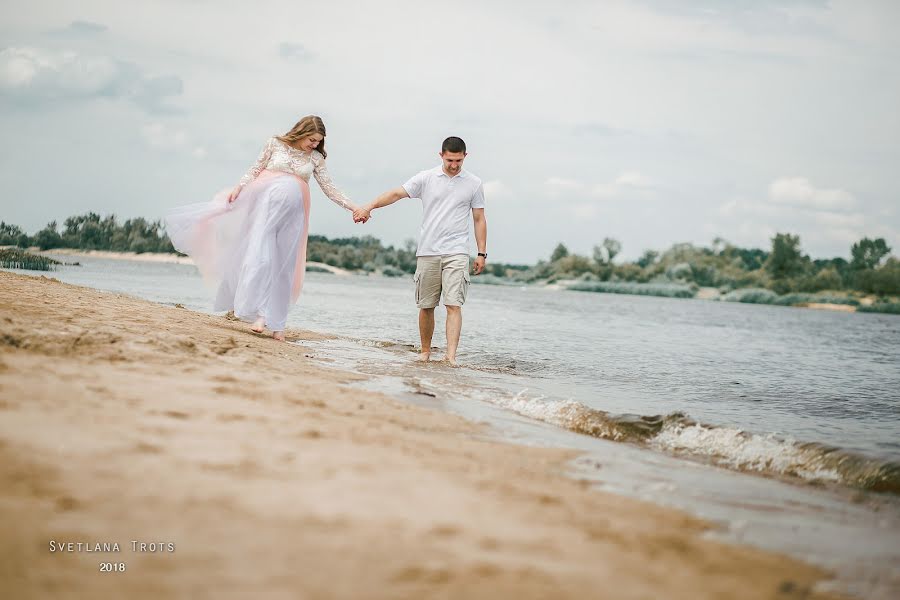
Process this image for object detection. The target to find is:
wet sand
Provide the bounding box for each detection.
[0,270,843,599]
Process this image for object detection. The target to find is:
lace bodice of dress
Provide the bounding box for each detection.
[237,137,354,211]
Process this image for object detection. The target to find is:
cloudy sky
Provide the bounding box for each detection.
[1,0,898,263]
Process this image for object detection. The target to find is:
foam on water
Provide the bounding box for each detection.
[650,424,844,483]
[482,388,900,494]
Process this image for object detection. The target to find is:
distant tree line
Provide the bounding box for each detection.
[307,234,530,276]
[1,214,531,277]
[2,215,896,296]
[1,214,175,253]
[531,234,898,296]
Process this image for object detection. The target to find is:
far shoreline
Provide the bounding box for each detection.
[16,246,890,313]
[37,247,353,276]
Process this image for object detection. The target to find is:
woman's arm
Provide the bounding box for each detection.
[313,156,356,211]
[228,138,274,202]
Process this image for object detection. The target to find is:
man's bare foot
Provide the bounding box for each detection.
[272,331,285,342]
[250,316,265,333]
[415,352,431,362]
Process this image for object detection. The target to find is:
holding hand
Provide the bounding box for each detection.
[352,206,371,224]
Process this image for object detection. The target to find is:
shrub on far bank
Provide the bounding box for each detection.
[857,302,900,315]
[567,281,695,298]
[471,274,521,286]
[722,288,859,307]
[381,266,405,278]
[778,293,859,306]
[722,288,778,304]
[854,258,900,295]
[305,264,333,273]
[797,266,843,292]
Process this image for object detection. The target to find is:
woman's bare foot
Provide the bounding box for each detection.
[272,331,285,342]
[415,352,431,362]
[250,316,265,333]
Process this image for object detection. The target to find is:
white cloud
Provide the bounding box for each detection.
[713,177,894,256]
[0,47,118,96]
[615,170,653,188]
[0,46,182,112]
[768,176,856,211]
[547,171,654,201]
[483,180,512,200]
[591,183,617,199]
[545,177,586,197]
[812,211,866,229]
[49,20,109,37]
[141,123,186,148]
[592,171,655,199]
[140,123,206,159]
[571,202,600,219]
[277,42,314,61]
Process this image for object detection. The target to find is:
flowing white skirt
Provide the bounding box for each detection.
[165,170,311,331]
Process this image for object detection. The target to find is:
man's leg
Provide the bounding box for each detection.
[445,305,462,365]
[441,254,470,366]
[415,256,441,362]
[418,308,435,362]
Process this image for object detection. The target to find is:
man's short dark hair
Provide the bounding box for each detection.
[441,136,467,154]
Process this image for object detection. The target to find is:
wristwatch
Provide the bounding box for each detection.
[477,252,487,258]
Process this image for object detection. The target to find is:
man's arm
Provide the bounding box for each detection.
[353,187,409,222]
[472,208,487,275]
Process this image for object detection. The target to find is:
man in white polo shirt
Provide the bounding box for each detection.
[354,136,487,365]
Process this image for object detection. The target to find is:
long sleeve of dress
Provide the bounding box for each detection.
[313,156,354,211]
[237,137,275,189]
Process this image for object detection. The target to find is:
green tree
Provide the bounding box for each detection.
[721,245,768,271]
[592,237,622,265]
[0,222,25,246]
[550,243,569,262]
[766,233,803,280]
[636,250,659,268]
[850,237,891,271]
[855,258,900,295]
[555,254,594,276]
[613,263,643,281]
[604,238,621,263]
[798,267,842,292]
[33,221,63,250]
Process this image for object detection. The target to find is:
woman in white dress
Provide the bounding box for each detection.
[166,115,362,341]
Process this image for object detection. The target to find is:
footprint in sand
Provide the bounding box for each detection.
[162,410,190,420]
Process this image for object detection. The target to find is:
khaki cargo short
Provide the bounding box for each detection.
[414,254,471,309]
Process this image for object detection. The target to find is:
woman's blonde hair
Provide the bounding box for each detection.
[277,115,327,158]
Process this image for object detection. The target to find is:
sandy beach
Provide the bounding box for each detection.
[0,270,842,599]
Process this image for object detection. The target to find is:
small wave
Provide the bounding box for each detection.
[461,353,552,375]
[492,390,900,495]
[353,339,415,350]
[492,390,688,442]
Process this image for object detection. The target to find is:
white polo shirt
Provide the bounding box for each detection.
[402,166,486,257]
